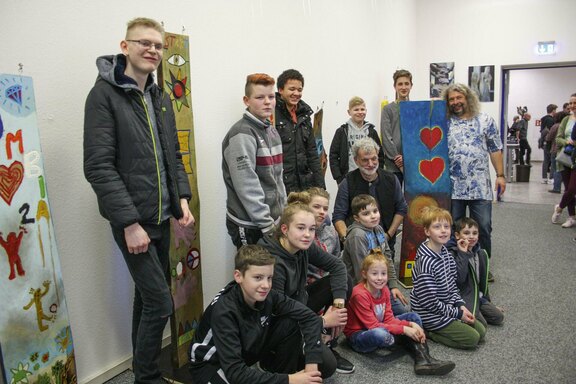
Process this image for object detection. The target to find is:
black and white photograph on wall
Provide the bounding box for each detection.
[429,62,454,98]
[468,65,495,102]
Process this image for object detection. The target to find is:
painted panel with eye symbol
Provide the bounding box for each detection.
[167,54,187,67]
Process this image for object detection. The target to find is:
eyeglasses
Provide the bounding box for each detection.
[126,39,163,51]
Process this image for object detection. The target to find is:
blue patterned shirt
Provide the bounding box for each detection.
[448,112,502,200]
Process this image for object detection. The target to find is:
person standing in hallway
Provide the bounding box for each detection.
[223,74,287,249]
[380,69,413,185]
[329,96,384,185]
[517,113,532,166]
[547,111,570,194]
[84,18,195,384]
[443,83,505,268]
[552,94,576,228]
[274,69,325,193]
[539,104,557,184]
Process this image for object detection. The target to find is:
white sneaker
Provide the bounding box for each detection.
[541,179,549,184]
[552,205,562,224]
[562,217,576,228]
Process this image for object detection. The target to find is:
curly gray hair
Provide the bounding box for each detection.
[352,137,380,159]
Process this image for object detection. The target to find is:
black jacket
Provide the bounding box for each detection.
[447,241,491,318]
[274,94,325,193]
[329,122,385,184]
[190,282,323,384]
[84,54,191,229]
[258,236,348,305]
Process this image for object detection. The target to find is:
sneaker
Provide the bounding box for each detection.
[552,205,562,224]
[541,179,549,184]
[488,271,495,283]
[332,349,355,374]
[561,217,576,228]
[548,190,561,194]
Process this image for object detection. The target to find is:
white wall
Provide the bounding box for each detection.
[0,0,417,382]
[1,0,575,382]
[508,67,576,161]
[410,0,576,123]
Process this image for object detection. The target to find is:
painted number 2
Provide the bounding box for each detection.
[19,203,36,225]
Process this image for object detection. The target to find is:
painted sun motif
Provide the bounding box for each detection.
[408,195,439,226]
[164,69,191,112]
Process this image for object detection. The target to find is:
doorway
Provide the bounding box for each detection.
[500,62,576,204]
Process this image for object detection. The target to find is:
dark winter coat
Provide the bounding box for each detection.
[328,122,385,184]
[84,54,191,229]
[274,94,325,193]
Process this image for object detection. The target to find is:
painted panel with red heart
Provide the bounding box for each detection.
[420,126,443,151]
[419,157,445,184]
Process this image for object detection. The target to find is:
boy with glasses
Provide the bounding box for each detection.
[84,17,195,383]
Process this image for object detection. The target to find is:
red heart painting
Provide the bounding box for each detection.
[419,157,445,184]
[0,161,24,205]
[420,126,443,151]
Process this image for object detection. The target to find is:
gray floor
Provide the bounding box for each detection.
[107,164,576,384]
[504,161,561,206]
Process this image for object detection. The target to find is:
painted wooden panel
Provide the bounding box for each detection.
[157,33,204,368]
[0,74,76,384]
[398,100,451,287]
[312,108,327,176]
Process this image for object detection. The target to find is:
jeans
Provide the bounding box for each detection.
[451,199,492,257]
[519,138,531,165]
[560,168,576,216]
[348,313,422,353]
[542,148,551,179]
[111,221,173,384]
[550,154,563,192]
[391,293,409,316]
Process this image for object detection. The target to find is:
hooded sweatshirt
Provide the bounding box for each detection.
[446,239,490,318]
[258,236,347,305]
[341,222,397,289]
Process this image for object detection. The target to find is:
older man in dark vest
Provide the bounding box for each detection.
[333,137,407,257]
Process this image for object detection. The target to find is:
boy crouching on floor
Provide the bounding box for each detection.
[190,245,331,383]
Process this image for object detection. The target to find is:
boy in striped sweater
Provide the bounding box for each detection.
[410,207,486,349]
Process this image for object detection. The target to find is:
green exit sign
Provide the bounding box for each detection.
[536,41,556,55]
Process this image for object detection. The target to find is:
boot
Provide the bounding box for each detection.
[404,339,455,376]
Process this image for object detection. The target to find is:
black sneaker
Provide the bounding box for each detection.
[332,349,355,374]
[488,271,495,283]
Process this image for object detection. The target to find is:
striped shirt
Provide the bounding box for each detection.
[410,240,465,331]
